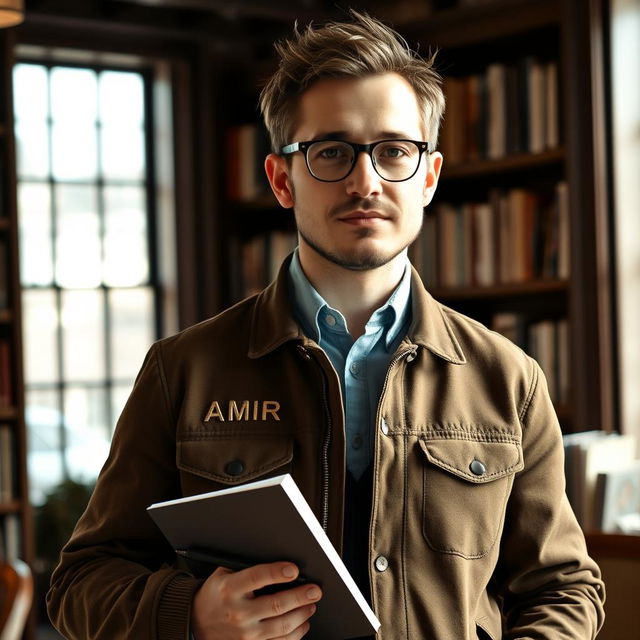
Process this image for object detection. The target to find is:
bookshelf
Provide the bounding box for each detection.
[217,0,614,434]
[0,27,32,585]
[401,0,614,435]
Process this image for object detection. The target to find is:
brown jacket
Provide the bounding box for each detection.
[47,260,605,640]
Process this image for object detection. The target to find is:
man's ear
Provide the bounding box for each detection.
[265,153,294,209]
[423,152,443,208]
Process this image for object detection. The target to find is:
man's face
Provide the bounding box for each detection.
[266,72,442,272]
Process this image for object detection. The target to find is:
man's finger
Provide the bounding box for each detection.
[253,583,322,621]
[225,562,301,596]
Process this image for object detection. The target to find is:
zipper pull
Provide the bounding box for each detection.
[406,346,418,362]
[296,344,312,360]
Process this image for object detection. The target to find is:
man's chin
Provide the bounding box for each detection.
[307,240,399,270]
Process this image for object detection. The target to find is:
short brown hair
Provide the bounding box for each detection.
[259,10,445,154]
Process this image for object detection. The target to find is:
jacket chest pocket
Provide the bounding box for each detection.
[420,437,523,559]
[177,434,294,494]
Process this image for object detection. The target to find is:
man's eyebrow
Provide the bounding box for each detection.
[307,130,417,142]
[308,131,349,141]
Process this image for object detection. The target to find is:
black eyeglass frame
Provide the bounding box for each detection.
[280,138,435,183]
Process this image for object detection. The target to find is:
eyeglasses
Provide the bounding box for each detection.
[280,138,434,183]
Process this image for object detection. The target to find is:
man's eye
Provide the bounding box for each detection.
[380,146,407,158]
[319,147,343,159]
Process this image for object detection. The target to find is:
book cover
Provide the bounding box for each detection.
[563,432,637,529]
[148,474,380,639]
[594,461,640,532]
[0,423,14,502]
[486,62,506,159]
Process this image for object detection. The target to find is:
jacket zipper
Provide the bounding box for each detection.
[375,346,418,428]
[297,344,333,531]
[317,359,332,531]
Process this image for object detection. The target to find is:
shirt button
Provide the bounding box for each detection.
[349,361,361,375]
[381,418,389,436]
[374,556,389,572]
[352,434,363,450]
[469,459,487,476]
[225,460,245,476]
[325,314,336,327]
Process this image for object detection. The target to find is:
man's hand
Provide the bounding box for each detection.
[191,562,322,640]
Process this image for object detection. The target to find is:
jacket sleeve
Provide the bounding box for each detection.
[494,359,606,639]
[47,343,202,640]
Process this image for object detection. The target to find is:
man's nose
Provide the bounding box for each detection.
[345,152,382,197]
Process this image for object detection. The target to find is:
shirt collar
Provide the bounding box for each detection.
[288,249,412,350]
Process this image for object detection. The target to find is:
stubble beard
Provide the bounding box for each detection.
[291,185,423,271]
[297,220,422,272]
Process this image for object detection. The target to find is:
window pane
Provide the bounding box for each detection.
[15,120,49,179]
[18,182,53,286]
[52,122,98,181]
[13,63,48,122]
[55,184,101,288]
[26,388,63,505]
[103,186,149,286]
[22,289,59,384]
[50,67,97,125]
[99,71,144,126]
[101,124,145,181]
[109,287,154,379]
[61,289,105,382]
[63,385,111,481]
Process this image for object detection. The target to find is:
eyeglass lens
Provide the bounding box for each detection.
[306,140,421,181]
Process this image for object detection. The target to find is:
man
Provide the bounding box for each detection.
[48,11,605,640]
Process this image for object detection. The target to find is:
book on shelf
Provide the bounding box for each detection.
[0,239,7,309]
[233,230,297,300]
[0,423,14,503]
[562,431,637,531]
[440,57,559,164]
[0,338,12,407]
[226,123,272,202]
[424,182,569,289]
[0,514,20,562]
[148,473,381,640]
[593,460,640,533]
[491,314,569,405]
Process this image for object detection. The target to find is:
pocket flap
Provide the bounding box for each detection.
[177,435,293,485]
[419,438,523,483]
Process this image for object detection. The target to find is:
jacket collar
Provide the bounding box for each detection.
[406,265,466,364]
[248,255,466,365]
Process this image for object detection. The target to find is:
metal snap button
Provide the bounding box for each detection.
[380,418,389,436]
[374,556,389,572]
[225,460,245,476]
[469,459,487,476]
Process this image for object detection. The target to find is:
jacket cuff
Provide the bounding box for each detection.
[157,573,202,640]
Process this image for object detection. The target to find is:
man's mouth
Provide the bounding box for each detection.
[338,211,389,224]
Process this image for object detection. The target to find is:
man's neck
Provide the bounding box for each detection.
[298,246,408,339]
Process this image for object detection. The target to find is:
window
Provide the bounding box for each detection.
[13,61,162,504]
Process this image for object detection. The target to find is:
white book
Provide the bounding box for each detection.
[563,432,637,529]
[148,474,380,639]
[594,461,640,532]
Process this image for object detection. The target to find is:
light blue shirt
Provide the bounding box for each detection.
[288,250,412,480]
